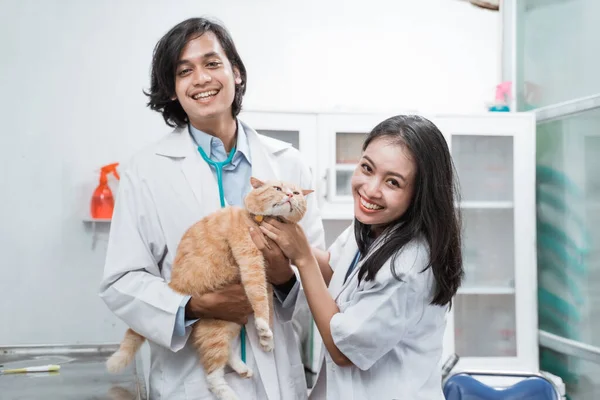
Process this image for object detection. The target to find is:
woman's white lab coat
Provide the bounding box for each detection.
[309,225,448,400]
[99,121,325,400]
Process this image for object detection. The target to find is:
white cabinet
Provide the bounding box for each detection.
[433,113,538,372]
[240,110,538,375]
[238,111,318,187]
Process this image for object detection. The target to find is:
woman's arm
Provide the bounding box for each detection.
[258,220,352,366]
[294,254,353,367]
[259,221,432,372]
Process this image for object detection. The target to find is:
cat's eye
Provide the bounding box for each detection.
[293,191,300,195]
[273,186,282,191]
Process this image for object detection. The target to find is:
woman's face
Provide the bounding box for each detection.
[351,137,416,233]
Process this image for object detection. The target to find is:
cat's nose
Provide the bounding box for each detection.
[286,193,293,198]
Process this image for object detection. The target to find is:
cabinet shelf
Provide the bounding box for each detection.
[525,0,576,12]
[458,286,516,295]
[458,201,514,209]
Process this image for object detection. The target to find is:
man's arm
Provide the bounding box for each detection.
[101,169,255,346]
[99,169,190,351]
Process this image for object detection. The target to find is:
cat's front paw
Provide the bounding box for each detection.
[259,333,274,352]
[259,335,274,352]
[255,317,274,352]
[239,367,253,379]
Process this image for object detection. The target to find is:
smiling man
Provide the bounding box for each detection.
[99,18,325,400]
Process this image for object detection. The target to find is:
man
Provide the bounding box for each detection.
[99,17,325,400]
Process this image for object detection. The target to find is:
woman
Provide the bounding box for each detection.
[258,115,463,399]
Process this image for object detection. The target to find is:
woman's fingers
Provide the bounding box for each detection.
[259,225,278,240]
[249,226,271,250]
[264,217,286,229]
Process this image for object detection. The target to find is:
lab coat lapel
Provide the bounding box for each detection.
[154,127,221,212]
[334,234,388,301]
[244,316,280,400]
[181,153,222,211]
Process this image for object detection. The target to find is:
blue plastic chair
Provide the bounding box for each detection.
[443,371,561,400]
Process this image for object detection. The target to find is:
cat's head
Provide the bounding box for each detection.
[244,177,313,223]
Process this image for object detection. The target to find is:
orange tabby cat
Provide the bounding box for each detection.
[106,177,312,400]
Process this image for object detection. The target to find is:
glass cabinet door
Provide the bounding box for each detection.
[434,113,537,372]
[451,134,517,358]
[334,132,366,198]
[515,0,600,110]
[536,107,600,398]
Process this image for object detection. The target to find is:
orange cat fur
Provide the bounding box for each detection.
[106,177,312,400]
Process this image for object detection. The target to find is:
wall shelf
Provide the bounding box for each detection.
[82,217,112,249]
[82,217,112,223]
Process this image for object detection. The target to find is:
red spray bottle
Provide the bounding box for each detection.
[91,163,120,219]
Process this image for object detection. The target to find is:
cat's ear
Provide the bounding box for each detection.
[302,189,314,196]
[250,177,265,189]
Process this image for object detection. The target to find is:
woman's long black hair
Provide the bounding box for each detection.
[354,115,463,306]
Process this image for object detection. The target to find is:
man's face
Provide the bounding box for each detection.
[173,32,241,126]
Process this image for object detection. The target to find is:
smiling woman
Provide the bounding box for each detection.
[258,114,464,400]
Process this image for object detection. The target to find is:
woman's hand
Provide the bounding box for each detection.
[259,218,312,266]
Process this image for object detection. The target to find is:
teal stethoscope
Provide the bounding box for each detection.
[197,144,247,363]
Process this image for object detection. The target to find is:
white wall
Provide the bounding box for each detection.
[0,0,499,345]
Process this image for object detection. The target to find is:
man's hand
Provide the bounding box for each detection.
[185,284,253,325]
[249,225,294,285]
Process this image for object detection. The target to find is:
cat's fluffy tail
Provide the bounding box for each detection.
[106,328,146,373]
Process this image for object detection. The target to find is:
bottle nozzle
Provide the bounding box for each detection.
[99,163,120,184]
